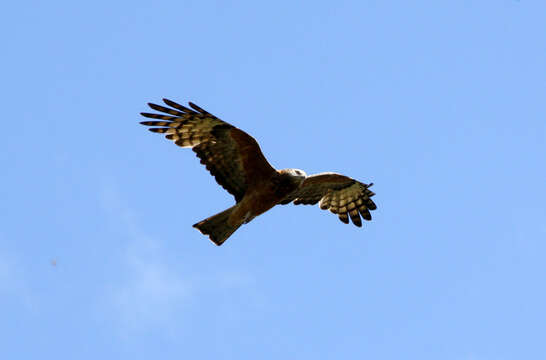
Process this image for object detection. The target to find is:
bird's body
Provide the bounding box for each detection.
[229,169,305,224]
[140,99,377,245]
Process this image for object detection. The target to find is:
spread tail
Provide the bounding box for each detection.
[193,205,242,246]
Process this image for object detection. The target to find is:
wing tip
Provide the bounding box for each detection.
[188,102,209,114]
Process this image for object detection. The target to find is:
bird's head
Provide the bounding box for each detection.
[281,168,307,186]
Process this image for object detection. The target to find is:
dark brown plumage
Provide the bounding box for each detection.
[140,99,377,245]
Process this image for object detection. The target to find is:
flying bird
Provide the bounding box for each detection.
[140,99,377,246]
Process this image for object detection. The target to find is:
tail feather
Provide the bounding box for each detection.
[193,206,242,246]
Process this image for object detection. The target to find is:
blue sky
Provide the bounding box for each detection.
[2,1,545,359]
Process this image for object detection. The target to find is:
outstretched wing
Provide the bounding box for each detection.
[140,99,276,202]
[281,172,377,227]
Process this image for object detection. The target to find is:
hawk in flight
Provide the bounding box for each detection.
[140,99,377,245]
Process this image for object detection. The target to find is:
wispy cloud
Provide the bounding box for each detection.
[98,177,192,332]
[98,176,261,335]
[108,241,192,330]
[0,241,33,309]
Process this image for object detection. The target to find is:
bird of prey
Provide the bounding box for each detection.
[140,99,377,246]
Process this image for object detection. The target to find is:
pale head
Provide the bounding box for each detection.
[280,168,307,185]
